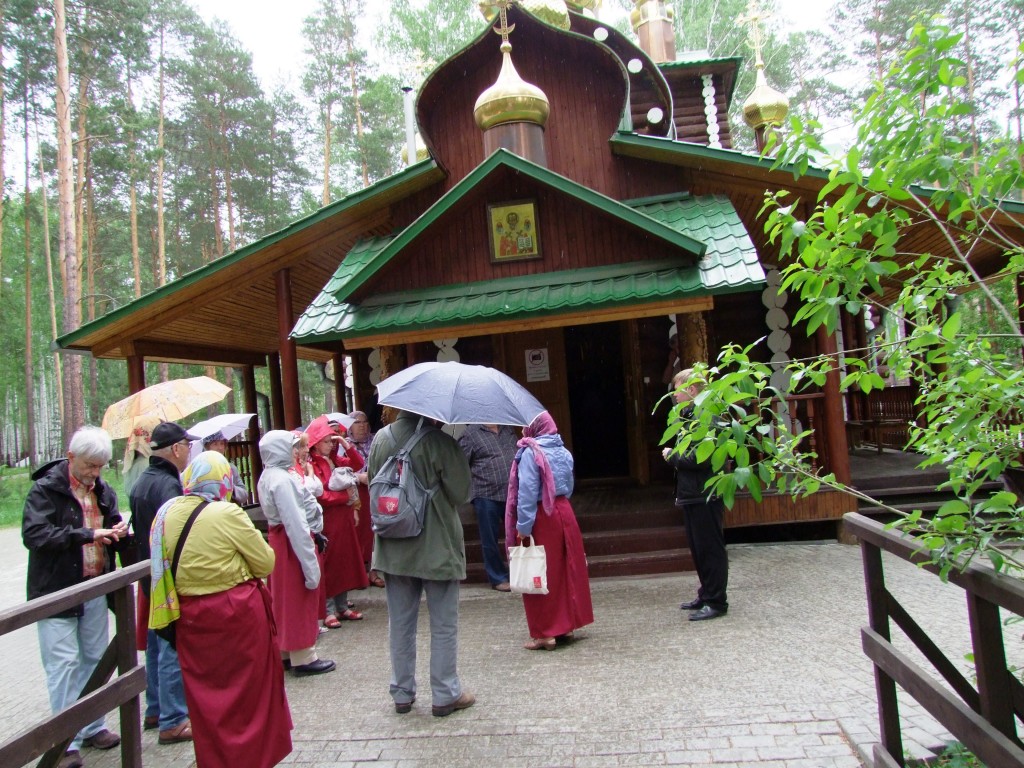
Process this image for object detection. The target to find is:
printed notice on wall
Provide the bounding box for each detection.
[525,348,550,382]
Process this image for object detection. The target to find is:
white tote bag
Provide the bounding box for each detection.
[509,537,548,595]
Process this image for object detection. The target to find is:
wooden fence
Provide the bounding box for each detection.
[0,561,147,768]
[845,512,1024,766]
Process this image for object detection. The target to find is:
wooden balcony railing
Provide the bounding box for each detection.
[0,562,148,768]
[845,512,1024,767]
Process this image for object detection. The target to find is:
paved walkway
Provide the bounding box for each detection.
[1,526,1014,768]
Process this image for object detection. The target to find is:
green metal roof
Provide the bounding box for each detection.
[293,192,763,345]
[330,149,707,304]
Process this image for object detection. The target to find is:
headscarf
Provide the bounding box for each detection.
[182,450,234,502]
[348,410,374,461]
[149,451,233,631]
[504,411,559,544]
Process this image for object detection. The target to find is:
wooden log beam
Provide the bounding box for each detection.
[275,268,302,429]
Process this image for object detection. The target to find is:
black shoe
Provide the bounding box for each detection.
[292,658,337,676]
[394,699,415,714]
[679,598,704,610]
[688,604,727,621]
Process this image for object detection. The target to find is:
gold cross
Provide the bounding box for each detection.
[736,0,771,66]
[493,0,516,42]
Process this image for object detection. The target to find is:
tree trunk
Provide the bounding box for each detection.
[23,79,36,465]
[221,110,237,251]
[322,103,332,206]
[86,169,98,421]
[0,17,6,305]
[35,110,65,426]
[344,32,369,188]
[128,73,141,298]
[55,0,85,436]
[157,26,167,287]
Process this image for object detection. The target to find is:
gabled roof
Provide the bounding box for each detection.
[53,159,444,364]
[331,149,708,304]
[293,191,763,349]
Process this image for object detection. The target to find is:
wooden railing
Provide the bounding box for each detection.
[846,385,917,454]
[0,561,148,768]
[845,512,1024,767]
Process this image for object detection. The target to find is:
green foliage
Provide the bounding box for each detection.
[914,742,986,767]
[666,18,1024,575]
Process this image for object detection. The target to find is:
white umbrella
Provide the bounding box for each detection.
[187,412,256,461]
[326,412,355,430]
[376,362,545,427]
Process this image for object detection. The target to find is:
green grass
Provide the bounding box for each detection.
[909,743,985,768]
[0,465,129,529]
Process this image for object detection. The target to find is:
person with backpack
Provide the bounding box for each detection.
[367,409,474,717]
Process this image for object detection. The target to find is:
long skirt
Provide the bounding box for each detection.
[321,501,369,597]
[177,580,292,768]
[522,496,594,639]
[268,526,320,651]
[355,484,374,568]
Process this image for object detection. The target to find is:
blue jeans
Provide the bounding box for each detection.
[473,497,509,586]
[145,628,189,731]
[384,575,462,707]
[37,596,110,751]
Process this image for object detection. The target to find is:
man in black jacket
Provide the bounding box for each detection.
[23,426,127,768]
[128,421,195,744]
[663,368,729,622]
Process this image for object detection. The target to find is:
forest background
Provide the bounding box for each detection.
[0,0,1021,470]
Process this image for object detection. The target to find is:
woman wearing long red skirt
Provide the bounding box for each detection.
[307,415,369,627]
[505,411,594,651]
[149,451,292,768]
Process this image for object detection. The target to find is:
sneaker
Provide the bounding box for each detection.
[492,582,511,592]
[292,658,337,677]
[58,751,83,768]
[432,691,476,717]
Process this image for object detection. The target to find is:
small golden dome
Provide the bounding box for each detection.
[474,41,550,130]
[480,0,571,29]
[565,0,601,11]
[400,133,429,164]
[742,65,789,129]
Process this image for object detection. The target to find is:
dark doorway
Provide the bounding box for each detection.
[564,323,629,479]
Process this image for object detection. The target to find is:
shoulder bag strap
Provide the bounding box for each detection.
[401,417,432,454]
[170,499,211,579]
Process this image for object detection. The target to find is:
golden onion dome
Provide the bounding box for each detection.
[474,41,551,130]
[480,0,571,29]
[400,133,429,164]
[565,0,601,12]
[742,64,789,129]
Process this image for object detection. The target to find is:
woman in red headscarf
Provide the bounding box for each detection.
[505,411,593,650]
[306,415,369,626]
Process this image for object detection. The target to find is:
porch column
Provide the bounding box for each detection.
[332,353,347,413]
[676,311,709,369]
[242,364,263,481]
[351,354,364,411]
[816,324,851,485]
[268,353,285,430]
[126,351,146,394]
[275,268,302,428]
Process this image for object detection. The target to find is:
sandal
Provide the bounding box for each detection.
[523,637,556,651]
[324,615,342,629]
[369,573,386,588]
[340,608,363,621]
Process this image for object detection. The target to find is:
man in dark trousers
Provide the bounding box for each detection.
[23,425,128,768]
[129,421,196,744]
[663,368,728,621]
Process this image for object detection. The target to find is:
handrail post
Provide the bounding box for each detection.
[860,538,904,765]
[966,592,1019,745]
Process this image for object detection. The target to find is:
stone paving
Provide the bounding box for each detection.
[3,526,1020,767]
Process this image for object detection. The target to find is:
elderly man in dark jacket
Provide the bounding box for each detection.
[23,426,127,768]
[128,421,195,744]
[663,368,729,622]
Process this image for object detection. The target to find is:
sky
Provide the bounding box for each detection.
[191,1,833,93]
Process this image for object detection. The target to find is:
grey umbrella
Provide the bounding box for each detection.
[376,361,545,427]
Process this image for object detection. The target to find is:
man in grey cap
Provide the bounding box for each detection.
[128,421,196,744]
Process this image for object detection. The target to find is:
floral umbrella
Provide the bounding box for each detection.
[101,376,232,439]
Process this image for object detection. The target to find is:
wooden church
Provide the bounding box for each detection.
[58,0,966,576]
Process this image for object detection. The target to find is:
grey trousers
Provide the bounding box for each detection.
[384,574,462,707]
